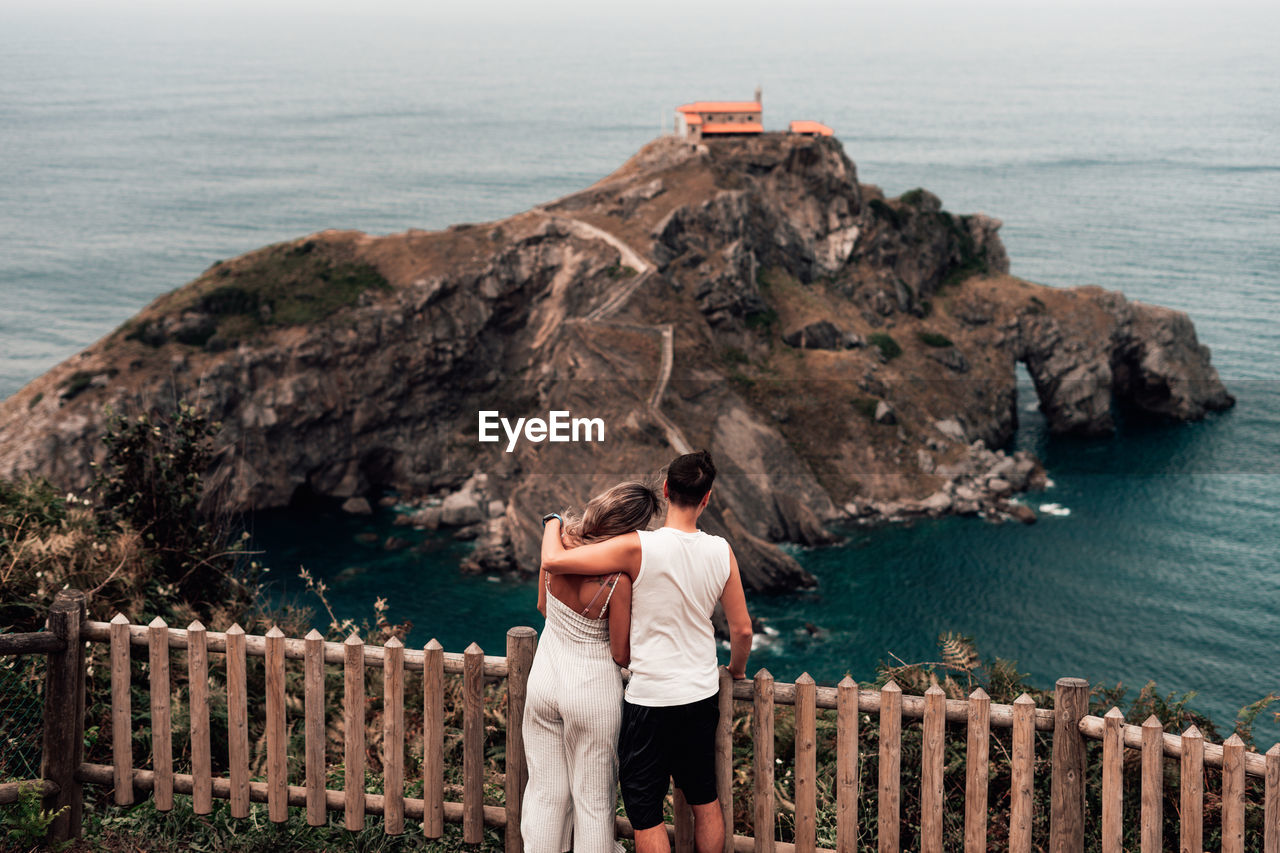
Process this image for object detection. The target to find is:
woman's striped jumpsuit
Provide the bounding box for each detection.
[521,588,623,853]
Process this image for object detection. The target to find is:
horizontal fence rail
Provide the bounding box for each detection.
[3,589,1279,852]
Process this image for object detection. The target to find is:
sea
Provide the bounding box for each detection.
[2,2,1277,742]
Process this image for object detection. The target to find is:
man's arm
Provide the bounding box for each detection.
[719,547,752,680]
[541,520,642,580]
[607,574,632,668]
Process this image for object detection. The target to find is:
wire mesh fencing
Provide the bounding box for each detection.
[0,647,45,781]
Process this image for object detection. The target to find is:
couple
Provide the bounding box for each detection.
[522,450,753,853]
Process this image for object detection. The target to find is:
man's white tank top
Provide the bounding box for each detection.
[626,526,731,707]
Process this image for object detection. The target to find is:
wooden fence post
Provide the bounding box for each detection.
[147,616,173,812]
[1050,677,1089,853]
[187,620,212,815]
[1180,725,1204,853]
[836,676,859,853]
[109,613,133,806]
[1100,707,1124,853]
[1010,693,1035,853]
[753,669,775,853]
[794,673,817,853]
[463,642,484,844]
[384,636,405,836]
[920,685,945,853]
[423,638,444,838]
[304,629,326,826]
[505,627,536,853]
[965,687,991,853]
[265,625,286,823]
[1140,715,1163,853]
[344,632,366,831]
[717,667,735,853]
[41,588,86,843]
[878,680,902,853]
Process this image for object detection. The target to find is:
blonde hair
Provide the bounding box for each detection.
[562,481,661,547]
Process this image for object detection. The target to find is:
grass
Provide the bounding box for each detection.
[61,371,95,400]
[899,188,929,207]
[868,198,906,230]
[867,332,902,360]
[852,397,880,420]
[917,331,954,348]
[127,240,390,349]
[605,263,638,279]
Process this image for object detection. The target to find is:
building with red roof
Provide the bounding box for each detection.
[676,99,763,140]
[789,120,834,137]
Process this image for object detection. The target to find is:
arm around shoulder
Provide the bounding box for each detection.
[542,528,642,580]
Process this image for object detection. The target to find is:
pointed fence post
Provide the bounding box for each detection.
[753,668,776,853]
[505,627,537,853]
[225,623,249,818]
[463,642,484,844]
[1140,715,1163,853]
[383,636,405,836]
[304,629,326,826]
[836,676,859,853]
[1101,707,1124,853]
[109,612,133,806]
[41,588,86,843]
[265,625,287,823]
[1050,677,1088,853]
[147,616,173,811]
[1180,726,1204,853]
[344,632,366,831]
[965,687,990,853]
[878,680,902,853]
[920,685,945,853]
[1010,694,1036,853]
[187,620,212,814]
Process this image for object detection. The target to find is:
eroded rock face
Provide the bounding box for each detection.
[0,133,1233,588]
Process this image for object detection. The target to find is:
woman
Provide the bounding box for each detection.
[522,481,660,853]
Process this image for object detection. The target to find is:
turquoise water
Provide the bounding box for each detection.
[3,4,1278,740]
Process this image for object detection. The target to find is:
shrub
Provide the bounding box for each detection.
[868,332,902,360]
[853,397,880,420]
[917,331,954,348]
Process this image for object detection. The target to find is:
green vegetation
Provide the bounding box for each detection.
[899,187,928,207]
[1,781,67,849]
[852,397,880,420]
[917,330,954,348]
[27,392,42,409]
[1028,295,1048,315]
[868,331,902,360]
[938,212,990,287]
[604,263,637,279]
[744,307,778,332]
[720,346,751,366]
[61,371,94,400]
[868,198,907,230]
[127,240,390,350]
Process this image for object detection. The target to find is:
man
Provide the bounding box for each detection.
[541,450,753,853]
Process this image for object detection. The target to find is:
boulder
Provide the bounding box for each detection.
[874,401,897,425]
[784,320,845,350]
[341,497,372,516]
[441,491,485,527]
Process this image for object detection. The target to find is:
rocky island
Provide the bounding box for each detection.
[0,134,1234,592]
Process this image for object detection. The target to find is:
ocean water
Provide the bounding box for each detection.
[2,4,1278,740]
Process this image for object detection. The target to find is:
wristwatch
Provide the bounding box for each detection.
[541,512,564,527]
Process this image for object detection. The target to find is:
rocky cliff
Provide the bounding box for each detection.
[0,134,1234,590]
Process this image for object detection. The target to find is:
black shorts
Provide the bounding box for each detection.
[618,694,719,831]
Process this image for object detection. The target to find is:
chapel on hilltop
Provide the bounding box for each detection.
[675,90,833,140]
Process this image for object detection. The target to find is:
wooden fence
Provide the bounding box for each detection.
[3,588,1279,851]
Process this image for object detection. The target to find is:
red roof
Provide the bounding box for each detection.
[677,101,762,114]
[789,120,834,136]
[683,113,704,125]
[701,123,764,135]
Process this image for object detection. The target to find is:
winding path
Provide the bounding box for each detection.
[539,210,691,454]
